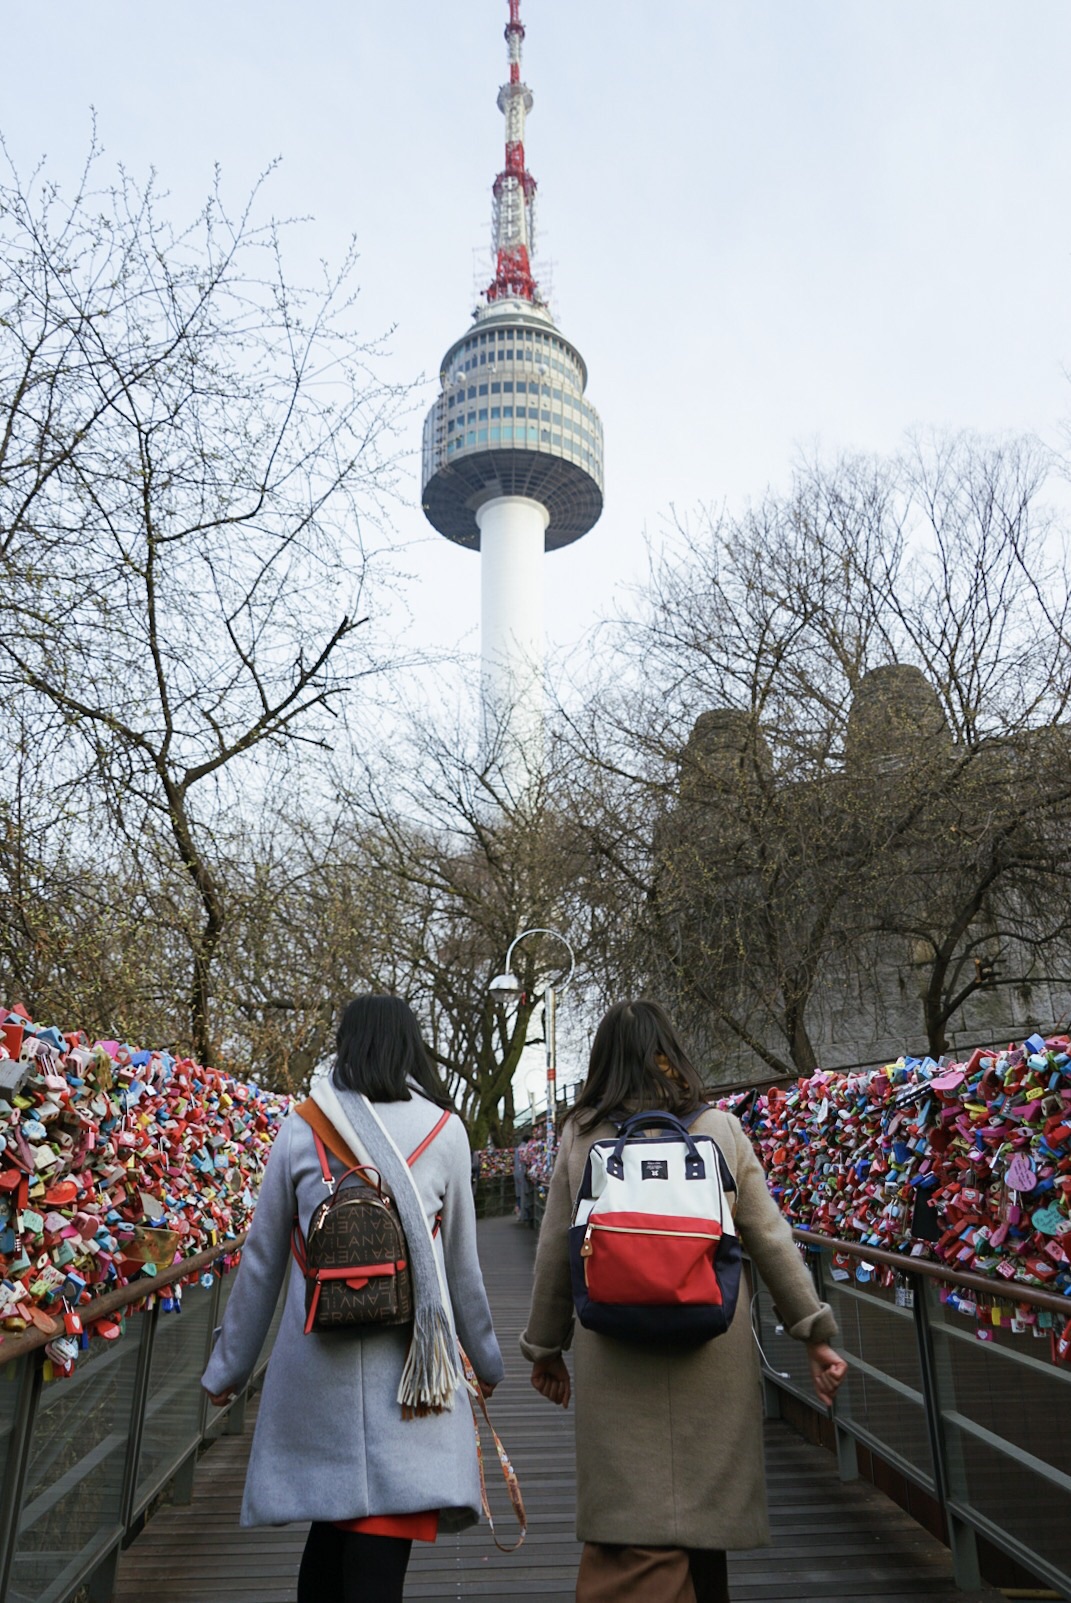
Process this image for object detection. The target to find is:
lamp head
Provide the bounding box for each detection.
[489,971,523,1000]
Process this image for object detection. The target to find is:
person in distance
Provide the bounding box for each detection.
[522,998,847,1603]
[202,994,504,1603]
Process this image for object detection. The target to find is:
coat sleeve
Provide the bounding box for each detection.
[519,1123,577,1362]
[440,1119,505,1387]
[726,1114,838,1344]
[201,1113,296,1397]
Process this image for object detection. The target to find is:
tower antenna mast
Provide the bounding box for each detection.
[487,0,541,306]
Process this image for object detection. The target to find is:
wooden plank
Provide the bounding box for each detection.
[114,1216,1001,1602]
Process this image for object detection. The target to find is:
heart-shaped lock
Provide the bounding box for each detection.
[931,1068,965,1094]
[1032,1205,1067,1237]
[1006,1153,1037,1192]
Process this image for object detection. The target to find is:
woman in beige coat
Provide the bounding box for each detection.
[521,1000,846,1603]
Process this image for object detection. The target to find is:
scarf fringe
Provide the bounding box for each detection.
[398,1303,461,1418]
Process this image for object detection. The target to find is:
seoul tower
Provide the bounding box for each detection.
[421,0,604,771]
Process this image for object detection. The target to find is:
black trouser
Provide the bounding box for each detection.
[297,1523,412,1603]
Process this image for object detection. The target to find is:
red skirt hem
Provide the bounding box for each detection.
[333,1510,439,1542]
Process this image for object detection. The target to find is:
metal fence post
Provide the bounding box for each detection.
[0,1352,44,1603]
[912,1272,981,1591]
[197,1270,225,1442]
[118,1298,161,1533]
[811,1249,858,1480]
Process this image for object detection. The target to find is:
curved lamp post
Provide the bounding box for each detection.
[489,926,576,1145]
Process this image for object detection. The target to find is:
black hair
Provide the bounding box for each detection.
[567,999,704,1133]
[331,995,452,1109]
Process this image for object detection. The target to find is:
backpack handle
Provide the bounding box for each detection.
[607,1110,706,1180]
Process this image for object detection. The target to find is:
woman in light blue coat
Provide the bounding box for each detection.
[202,996,504,1603]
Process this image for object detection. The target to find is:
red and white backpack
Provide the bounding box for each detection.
[569,1108,741,1345]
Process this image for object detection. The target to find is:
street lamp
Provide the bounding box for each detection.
[489,926,576,1146]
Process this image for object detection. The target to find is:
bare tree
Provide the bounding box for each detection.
[332,707,596,1141]
[572,435,1071,1077]
[0,140,409,1061]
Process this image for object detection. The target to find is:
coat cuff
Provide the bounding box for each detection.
[787,1301,838,1345]
[519,1326,572,1363]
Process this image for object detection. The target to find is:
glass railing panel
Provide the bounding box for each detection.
[7,1317,145,1603]
[755,1260,936,1490]
[927,1292,1071,1481]
[836,1361,935,1488]
[0,1354,28,1507]
[751,1274,819,1398]
[134,1283,216,1513]
[823,1275,922,1392]
[927,1282,1071,1590]
[941,1419,1071,1586]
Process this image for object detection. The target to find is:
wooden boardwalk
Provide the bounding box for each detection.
[115,1216,999,1603]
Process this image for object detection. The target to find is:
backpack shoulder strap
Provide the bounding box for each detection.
[295,1099,361,1171]
[680,1103,737,1192]
[407,1109,452,1167]
[679,1102,711,1130]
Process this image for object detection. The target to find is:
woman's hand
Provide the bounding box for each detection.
[807,1342,847,1408]
[477,1378,497,1400]
[207,1388,235,1407]
[530,1355,571,1408]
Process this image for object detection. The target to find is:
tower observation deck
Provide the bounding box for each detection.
[421,0,603,759]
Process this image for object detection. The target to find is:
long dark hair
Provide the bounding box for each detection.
[568,999,704,1133]
[331,995,452,1109]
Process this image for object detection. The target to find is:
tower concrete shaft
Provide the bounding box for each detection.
[421,0,603,775]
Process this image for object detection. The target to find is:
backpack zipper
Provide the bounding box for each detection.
[579,1219,719,1257]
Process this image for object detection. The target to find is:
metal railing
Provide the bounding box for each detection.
[752,1230,1071,1600]
[0,1235,282,1603]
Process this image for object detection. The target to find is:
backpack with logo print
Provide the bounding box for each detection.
[569,1107,740,1346]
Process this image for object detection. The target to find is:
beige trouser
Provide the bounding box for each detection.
[576,1543,730,1603]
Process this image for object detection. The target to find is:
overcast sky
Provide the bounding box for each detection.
[4,1,1070,672]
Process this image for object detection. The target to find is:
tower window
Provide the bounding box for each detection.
[478,407,488,421]
[479,354,486,365]
[479,384,488,396]
[478,428,488,443]
[467,387,476,399]
[490,407,500,419]
[503,406,513,418]
[491,381,501,394]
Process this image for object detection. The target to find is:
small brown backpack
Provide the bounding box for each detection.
[290,1101,449,1335]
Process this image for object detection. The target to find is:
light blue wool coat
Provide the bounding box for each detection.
[201,1089,504,1529]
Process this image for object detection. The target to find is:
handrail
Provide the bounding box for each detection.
[0,1232,249,1364]
[791,1227,1071,1317]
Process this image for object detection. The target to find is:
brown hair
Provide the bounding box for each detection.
[567,999,704,1133]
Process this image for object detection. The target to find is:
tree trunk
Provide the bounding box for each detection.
[164,777,226,1066]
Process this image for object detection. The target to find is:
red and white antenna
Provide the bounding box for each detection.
[486,0,541,305]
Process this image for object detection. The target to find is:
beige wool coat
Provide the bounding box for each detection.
[520,1107,837,1551]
